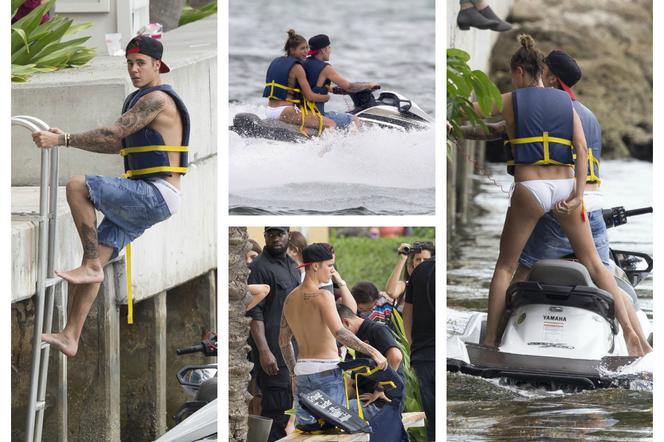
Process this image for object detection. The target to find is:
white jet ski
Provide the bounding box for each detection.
[230,87,433,142]
[447,206,653,389]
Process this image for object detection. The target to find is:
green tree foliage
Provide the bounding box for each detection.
[330,232,435,289]
[179,0,217,26]
[447,48,503,140]
[11,0,96,82]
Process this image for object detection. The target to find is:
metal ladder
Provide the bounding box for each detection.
[12,116,67,442]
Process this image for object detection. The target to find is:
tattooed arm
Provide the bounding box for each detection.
[278,305,297,378]
[31,91,167,153]
[319,291,388,370]
[324,66,379,93]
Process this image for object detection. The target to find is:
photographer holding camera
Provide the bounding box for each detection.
[384,241,435,312]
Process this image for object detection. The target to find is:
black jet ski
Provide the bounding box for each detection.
[447,206,653,390]
[230,87,434,142]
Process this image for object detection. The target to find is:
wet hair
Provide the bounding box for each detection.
[283,29,307,55]
[509,34,544,80]
[351,281,380,305]
[248,238,262,255]
[288,231,308,259]
[336,303,358,320]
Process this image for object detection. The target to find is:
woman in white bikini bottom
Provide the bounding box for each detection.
[265,104,298,120]
[479,34,650,356]
[508,178,574,212]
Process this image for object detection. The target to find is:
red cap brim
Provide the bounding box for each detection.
[159,60,170,73]
[557,77,576,101]
[308,49,319,56]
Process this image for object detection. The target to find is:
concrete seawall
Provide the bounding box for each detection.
[11,16,217,441]
[446,1,512,236]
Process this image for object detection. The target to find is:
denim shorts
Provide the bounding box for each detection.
[85,175,172,259]
[295,368,345,429]
[520,209,610,268]
[325,111,354,129]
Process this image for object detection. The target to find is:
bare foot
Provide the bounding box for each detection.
[625,331,645,357]
[643,342,653,354]
[42,332,78,357]
[55,264,104,285]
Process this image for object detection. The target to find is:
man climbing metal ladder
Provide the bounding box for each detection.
[31,36,190,357]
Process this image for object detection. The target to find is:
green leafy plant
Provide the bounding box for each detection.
[11,0,96,82]
[179,0,217,26]
[447,48,503,139]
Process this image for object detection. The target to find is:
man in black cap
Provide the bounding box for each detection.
[31,36,190,358]
[303,34,380,129]
[279,243,387,432]
[247,227,301,440]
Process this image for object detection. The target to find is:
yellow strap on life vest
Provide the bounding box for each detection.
[126,243,133,325]
[342,363,383,422]
[119,145,188,156]
[123,166,188,178]
[298,98,325,136]
[265,80,301,104]
[573,149,602,185]
[507,131,574,166]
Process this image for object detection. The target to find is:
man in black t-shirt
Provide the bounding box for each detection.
[403,256,435,441]
[246,227,301,441]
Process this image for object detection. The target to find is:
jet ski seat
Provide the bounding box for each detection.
[507,260,618,333]
[529,259,596,287]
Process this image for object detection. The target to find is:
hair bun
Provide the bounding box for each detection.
[518,34,535,50]
[287,29,297,38]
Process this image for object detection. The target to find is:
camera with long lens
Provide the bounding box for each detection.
[398,243,424,256]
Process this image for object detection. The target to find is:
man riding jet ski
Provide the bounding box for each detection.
[233,31,431,142]
[447,207,653,389]
[231,87,433,142]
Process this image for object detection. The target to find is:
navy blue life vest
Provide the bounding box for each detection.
[303,57,331,113]
[573,100,602,183]
[338,359,408,441]
[507,87,574,167]
[121,84,190,180]
[263,56,302,102]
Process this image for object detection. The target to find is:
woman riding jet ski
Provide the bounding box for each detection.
[262,29,335,134]
[447,206,653,389]
[231,87,433,142]
[231,33,432,142]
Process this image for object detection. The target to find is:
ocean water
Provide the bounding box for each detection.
[447,160,653,440]
[229,0,435,215]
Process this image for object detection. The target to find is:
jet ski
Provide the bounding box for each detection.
[447,206,653,389]
[230,87,434,142]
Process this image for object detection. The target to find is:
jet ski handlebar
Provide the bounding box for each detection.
[602,206,652,229]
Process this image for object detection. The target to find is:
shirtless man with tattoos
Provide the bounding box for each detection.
[31,36,189,357]
[279,243,388,432]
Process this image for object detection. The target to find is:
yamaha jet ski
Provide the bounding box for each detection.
[230,87,434,142]
[447,206,653,389]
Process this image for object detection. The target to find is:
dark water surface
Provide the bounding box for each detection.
[447,160,653,440]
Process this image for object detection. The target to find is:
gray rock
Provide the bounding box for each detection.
[489,0,652,160]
